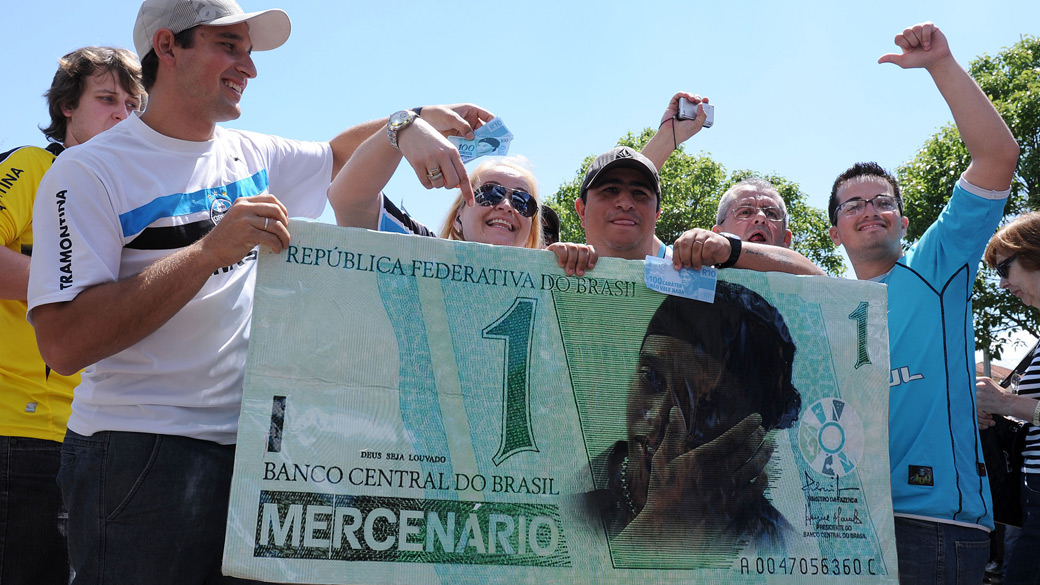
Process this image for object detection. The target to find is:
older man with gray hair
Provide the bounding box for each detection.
[711,178,792,248]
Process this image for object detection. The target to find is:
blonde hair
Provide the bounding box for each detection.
[438,157,543,249]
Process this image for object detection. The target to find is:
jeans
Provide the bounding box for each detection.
[1004,472,1040,585]
[1003,524,1020,578]
[0,435,69,585]
[894,517,989,585]
[59,429,272,585]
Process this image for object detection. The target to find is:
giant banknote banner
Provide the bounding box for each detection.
[224,221,898,584]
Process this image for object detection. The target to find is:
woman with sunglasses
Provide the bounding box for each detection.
[329,104,596,275]
[976,211,1040,585]
[438,158,542,249]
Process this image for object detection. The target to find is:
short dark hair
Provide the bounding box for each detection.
[41,47,145,144]
[828,162,903,225]
[140,27,197,92]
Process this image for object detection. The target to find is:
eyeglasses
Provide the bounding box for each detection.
[834,194,900,219]
[995,254,1018,279]
[474,183,538,218]
[729,205,785,223]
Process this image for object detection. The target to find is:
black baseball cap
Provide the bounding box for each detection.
[579,146,661,201]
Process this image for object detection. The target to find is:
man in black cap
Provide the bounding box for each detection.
[575,146,663,261]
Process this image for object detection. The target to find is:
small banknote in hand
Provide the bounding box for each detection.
[643,256,718,302]
[449,117,514,162]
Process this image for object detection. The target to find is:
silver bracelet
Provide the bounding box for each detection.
[1032,400,1040,427]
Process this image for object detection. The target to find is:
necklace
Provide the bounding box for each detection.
[620,455,637,517]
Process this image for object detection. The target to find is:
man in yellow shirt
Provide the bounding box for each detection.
[0,46,144,584]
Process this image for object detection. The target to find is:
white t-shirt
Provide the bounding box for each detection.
[27,113,332,445]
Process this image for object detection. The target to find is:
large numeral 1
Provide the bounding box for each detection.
[848,301,870,369]
[483,297,538,466]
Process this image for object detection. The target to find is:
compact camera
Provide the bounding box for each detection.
[677,97,714,128]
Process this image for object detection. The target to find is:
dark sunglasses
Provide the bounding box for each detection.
[474,183,538,218]
[995,254,1018,279]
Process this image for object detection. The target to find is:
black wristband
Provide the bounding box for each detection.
[411,106,423,116]
[715,232,742,269]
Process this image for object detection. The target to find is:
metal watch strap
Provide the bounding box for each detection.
[387,110,417,151]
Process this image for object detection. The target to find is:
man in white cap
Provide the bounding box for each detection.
[25,1,472,582]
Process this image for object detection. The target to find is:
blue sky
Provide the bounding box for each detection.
[4,0,1038,362]
[6,0,1039,230]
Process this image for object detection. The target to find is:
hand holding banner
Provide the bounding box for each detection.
[224,221,897,584]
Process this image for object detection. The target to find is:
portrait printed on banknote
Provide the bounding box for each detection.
[580,283,801,564]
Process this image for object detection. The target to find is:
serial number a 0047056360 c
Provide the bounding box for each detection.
[741,556,883,576]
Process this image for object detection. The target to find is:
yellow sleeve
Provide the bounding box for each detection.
[0,146,57,250]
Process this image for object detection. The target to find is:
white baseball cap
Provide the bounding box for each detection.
[133,0,291,58]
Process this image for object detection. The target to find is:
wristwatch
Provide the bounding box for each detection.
[387,110,418,151]
[715,232,742,269]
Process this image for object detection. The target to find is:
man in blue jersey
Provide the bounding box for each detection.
[827,22,1019,585]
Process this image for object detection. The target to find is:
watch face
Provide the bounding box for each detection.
[389,110,415,130]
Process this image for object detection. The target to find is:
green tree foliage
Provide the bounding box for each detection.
[972,36,1040,206]
[544,129,845,275]
[896,35,1040,360]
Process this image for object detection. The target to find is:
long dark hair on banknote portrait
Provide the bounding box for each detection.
[590,281,801,564]
[640,283,801,438]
